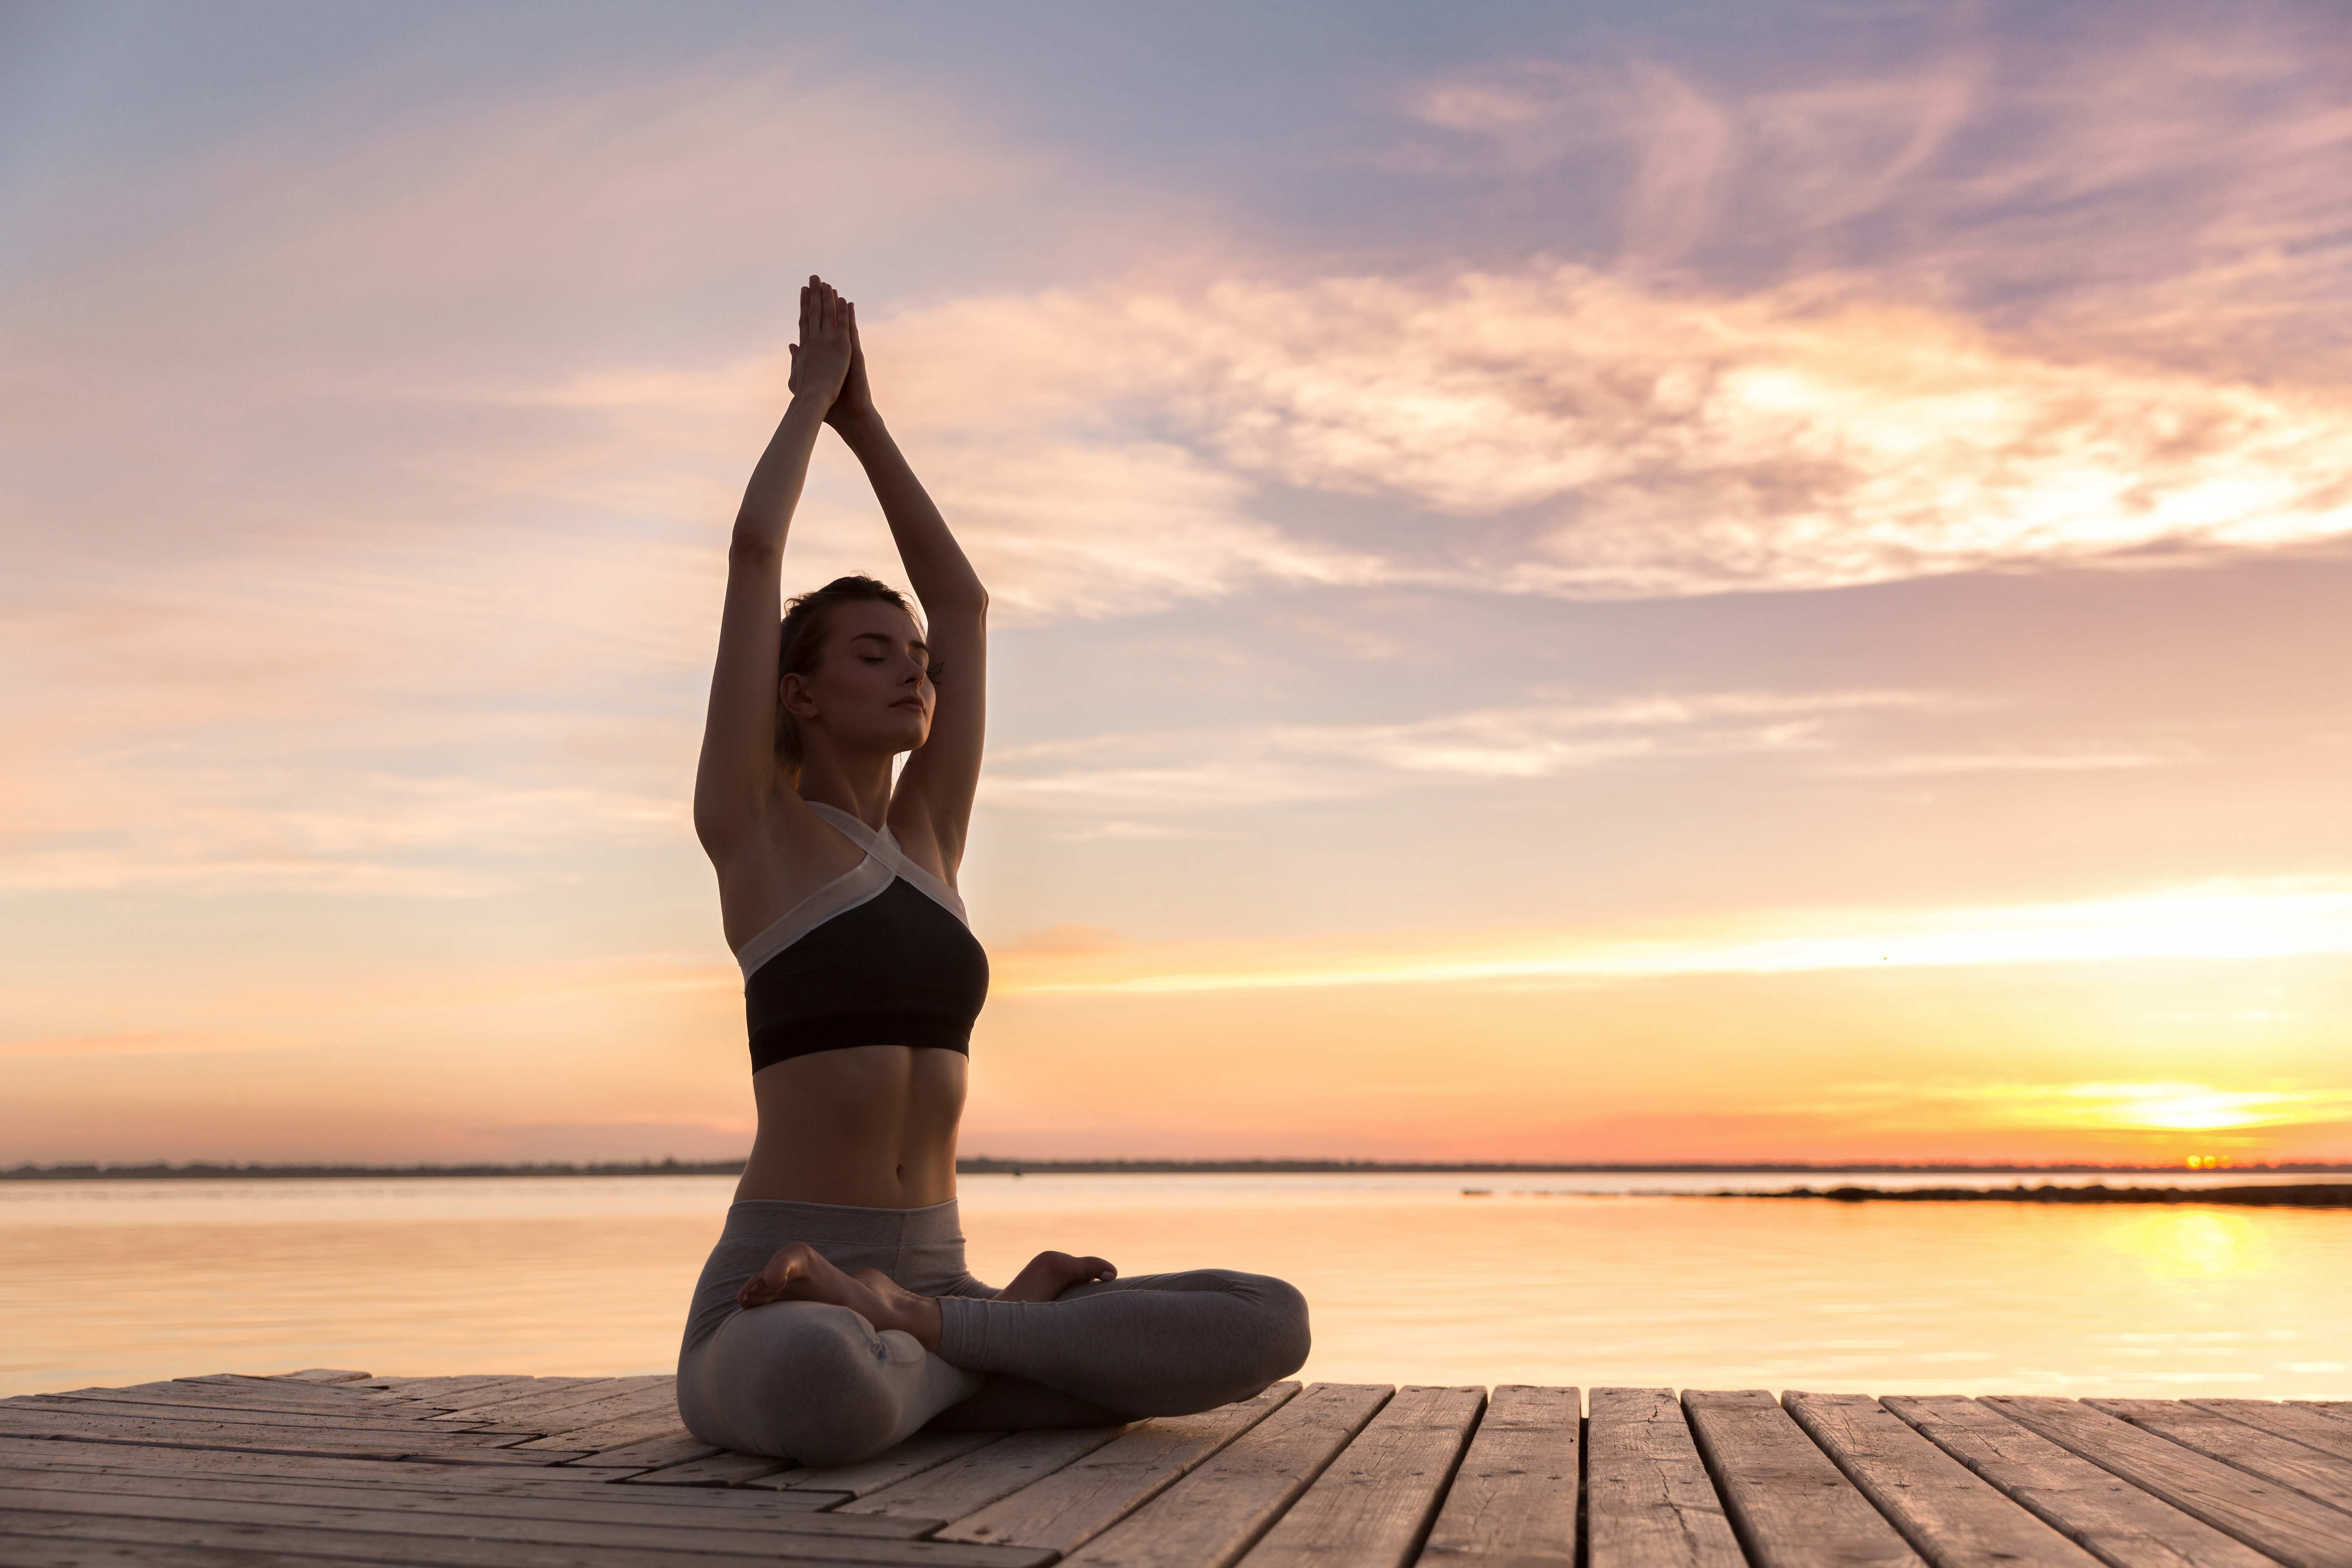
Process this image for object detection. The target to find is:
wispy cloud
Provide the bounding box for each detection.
[1796,1080,2352,1133]
[984,690,1933,813]
[997,878,2352,994]
[1398,15,2352,376]
[895,267,2352,602]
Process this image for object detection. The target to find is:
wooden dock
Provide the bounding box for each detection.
[5,1372,2351,1568]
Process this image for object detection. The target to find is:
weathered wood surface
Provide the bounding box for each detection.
[2,1372,2343,1568]
[0,1507,1058,1568]
[2085,1400,2352,1515]
[1982,1397,2352,1568]
[1882,1394,2279,1568]
[2190,1402,2352,1467]
[1783,1391,2100,1568]
[1060,1382,1392,1568]
[846,1426,1131,1520]
[935,1382,1299,1553]
[1684,1389,1924,1568]
[1239,1384,1483,1568]
[749,1430,1009,1497]
[1586,1385,1746,1568]
[0,1468,947,1547]
[1417,1384,1580,1568]
[0,1466,933,1535]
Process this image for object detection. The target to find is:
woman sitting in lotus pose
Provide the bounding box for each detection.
[676,276,1310,1465]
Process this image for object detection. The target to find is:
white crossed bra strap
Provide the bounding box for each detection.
[732,801,971,980]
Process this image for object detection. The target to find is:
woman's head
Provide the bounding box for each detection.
[775,575,933,766]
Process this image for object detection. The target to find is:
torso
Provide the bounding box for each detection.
[738,1047,965,1206]
[722,794,981,1209]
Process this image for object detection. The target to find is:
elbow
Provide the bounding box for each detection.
[728,530,780,570]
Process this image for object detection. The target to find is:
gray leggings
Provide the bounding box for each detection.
[675,1198,1310,1466]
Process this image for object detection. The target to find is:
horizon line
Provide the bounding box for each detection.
[7,1156,2350,1180]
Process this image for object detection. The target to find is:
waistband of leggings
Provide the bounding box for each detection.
[719,1196,963,1247]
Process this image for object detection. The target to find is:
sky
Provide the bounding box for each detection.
[4,0,2350,1167]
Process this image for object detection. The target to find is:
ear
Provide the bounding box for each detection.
[780,672,821,721]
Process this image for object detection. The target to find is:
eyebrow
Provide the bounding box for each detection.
[849,631,928,653]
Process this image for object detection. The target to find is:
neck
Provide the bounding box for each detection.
[793,748,896,828]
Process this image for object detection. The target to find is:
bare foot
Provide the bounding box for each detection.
[999,1250,1117,1303]
[736,1242,943,1350]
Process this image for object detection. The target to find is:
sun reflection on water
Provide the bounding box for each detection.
[2117,1207,2260,1278]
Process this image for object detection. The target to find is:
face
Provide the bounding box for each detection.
[781,601,934,760]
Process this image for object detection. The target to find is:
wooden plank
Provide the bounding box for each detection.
[427,1378,665,1425]
[1785,1392,2102,1568]
[10,1388,423,1421]
[0,1407,543,1461]
[6,1399,483,1434]
[2192,1401,2352,1465]
[2088,1399,2352,1514]
[517,1409,690,1454]
[415,1378,612,1416]
[0,1439,649,1495]
[1883,1396,2277,1568]
[1058,1382,1394,1568]
[1683,1389,1923,1568]
[369,1374,529,1398]
[1416,1385,1579,1568]
[139,1383,414,1418]
[372,1375,545,1405]
[937,1383,1300,1554]
[1983,1396,2352,1568]
[0,1497,1057,1568]
[0,1539,362,1568]
[747,1431,1009,1497]
[1585,1386,1744,1568]
[2293,1404,2352,1424]
[528,1385,680,1432]
[0,1466,935,1539]
[615,1450,792,1487]
[843,1427,1127,1519]
[276,1370,375,1384]
[0,1435,645,1490]
[561,1430,719,1470]
[1241,1384,1483,1568]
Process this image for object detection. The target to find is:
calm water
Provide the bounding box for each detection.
[3,1173,2347,1401]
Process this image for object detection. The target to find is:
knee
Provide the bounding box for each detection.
[681,1303,911,1465]
[1243,1273,1312,1383]
[1179,1269,1309,1388]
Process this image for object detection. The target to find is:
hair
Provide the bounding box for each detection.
[775,574,919,764]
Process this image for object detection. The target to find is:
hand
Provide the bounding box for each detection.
[786,275,855,412]
[826,298,878,433]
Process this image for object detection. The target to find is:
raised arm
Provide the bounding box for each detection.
[692,281,853,861]
[826,303,989,878]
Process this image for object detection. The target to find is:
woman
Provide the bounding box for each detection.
[677,277,1310,1466]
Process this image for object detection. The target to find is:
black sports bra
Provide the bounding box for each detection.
[735,802,989,1074]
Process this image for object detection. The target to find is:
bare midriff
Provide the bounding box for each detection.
[735,1045,967,1208]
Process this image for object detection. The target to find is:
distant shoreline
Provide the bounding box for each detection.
[5,1157,2350,1181]
[1734,1182,2352,1208]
